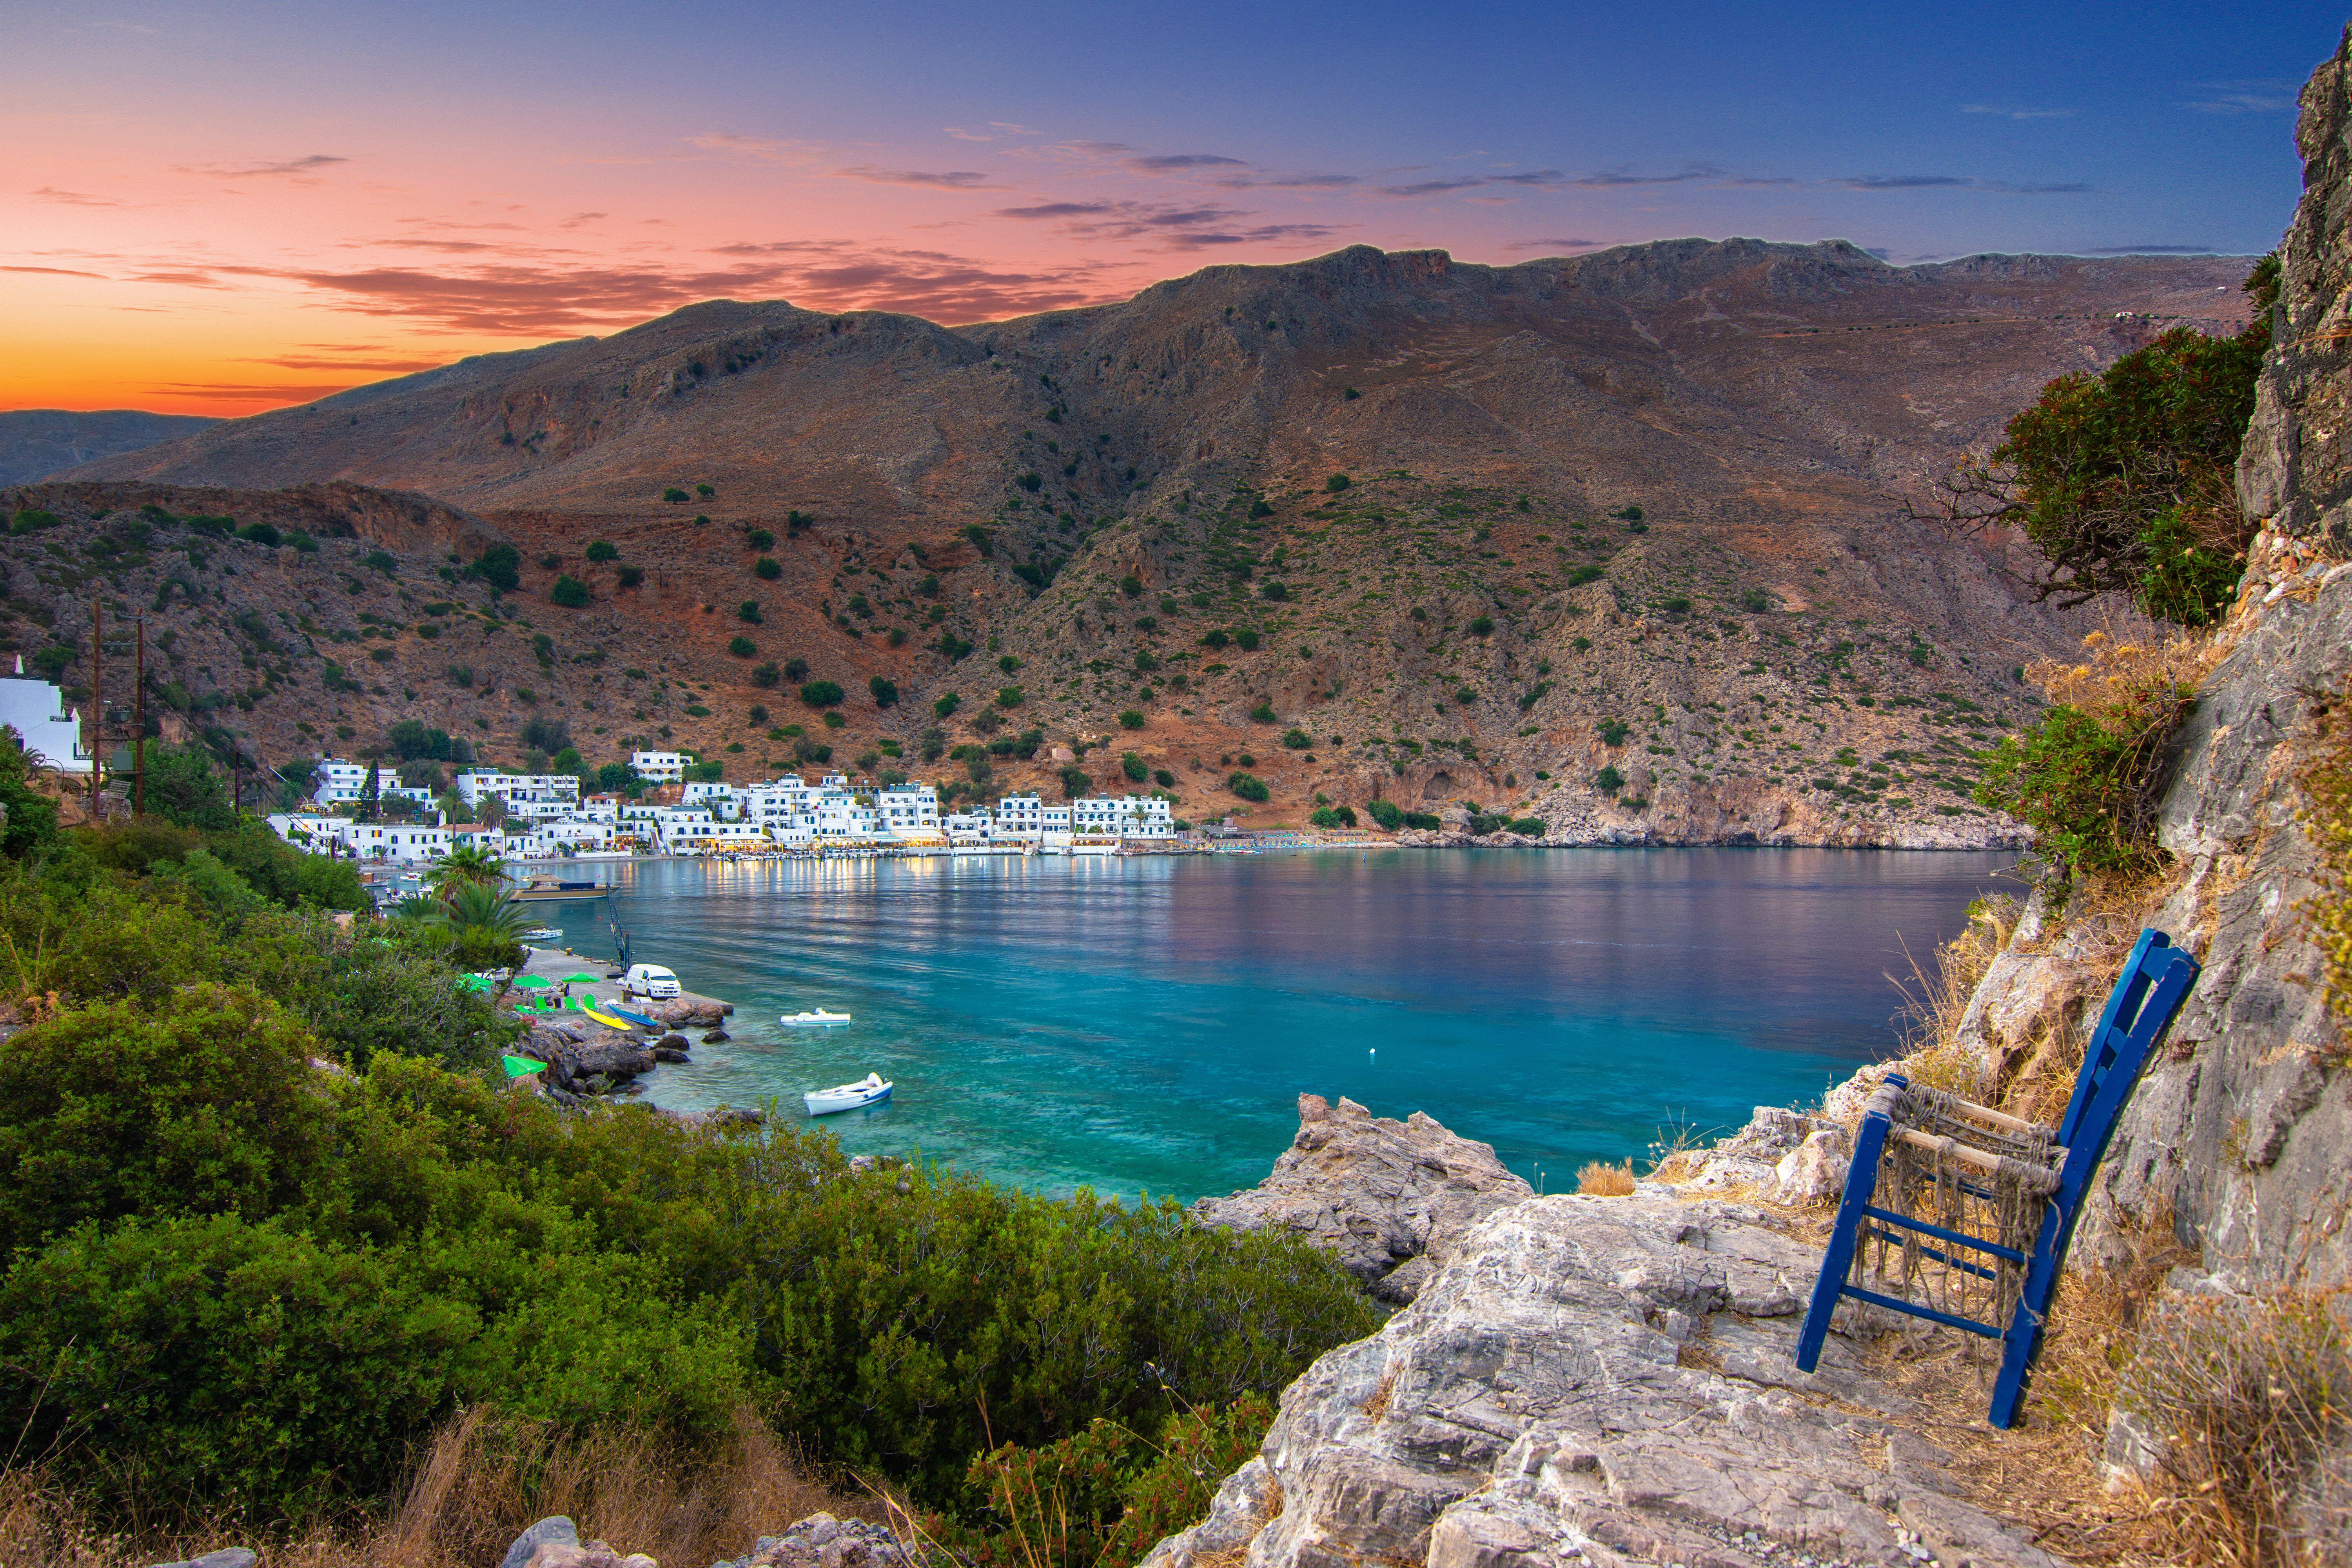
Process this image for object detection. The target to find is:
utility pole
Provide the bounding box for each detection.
[88,603,103,806]
[133,616,147,818]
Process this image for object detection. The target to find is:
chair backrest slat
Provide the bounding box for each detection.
[2057,929,2170,1148]
[2053,946,2199,1212]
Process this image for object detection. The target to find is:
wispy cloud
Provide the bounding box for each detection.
[1379,168,1568,196]
[175,154,349,179]
[1,263,110,278]
[1123,153,1247,173]
[1501,237,1613,252]
[2183,80,2297,114]
[2084,243,2215,254]
[1220,171,1360,189]
[685,132,829,166]
[834,164,997,189]
[237,351,455,371]
[30,186,126,207]
[1829,173,2088,194]
[1565,165,1711,187]
[1961,103,2076,120]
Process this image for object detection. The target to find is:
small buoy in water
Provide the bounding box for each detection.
[1369,1047,1376,1060]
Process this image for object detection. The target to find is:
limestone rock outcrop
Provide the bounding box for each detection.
[1190,1094,1533,1303]
[1144,1196,2059,1568]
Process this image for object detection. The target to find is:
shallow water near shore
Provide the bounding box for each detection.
[573,848,2015,1203]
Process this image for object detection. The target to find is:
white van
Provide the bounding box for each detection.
[622,963,681,1000]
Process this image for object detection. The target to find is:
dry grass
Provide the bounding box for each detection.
[2029,628,2221,716]
[0,1407,876,1568]
[1887,894,2018,1100]
[1575,1160,1636,1196]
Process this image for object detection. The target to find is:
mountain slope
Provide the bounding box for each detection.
[26,241,2256,840]
[0,409,219,485]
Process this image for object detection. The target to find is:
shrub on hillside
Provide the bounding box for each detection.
[1227,772,1269,802]
[1118,710,1144,730]
[1974,654,2193,877]
[586,540,619,562]
[800,680,844,707]
[551,575,590,608]
[1367,798,1403,831]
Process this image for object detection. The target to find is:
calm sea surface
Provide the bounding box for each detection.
[561,849,2015,1203]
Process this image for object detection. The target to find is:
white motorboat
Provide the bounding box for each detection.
[780,1008,853,1027]
[521,926,563,942]
[804,1073,891,1115]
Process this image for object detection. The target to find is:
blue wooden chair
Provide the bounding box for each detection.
[1795,928,2200,1428]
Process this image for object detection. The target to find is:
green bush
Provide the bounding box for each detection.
[1118,710,1145,730]
[1594,764,1624,794]
[996,686,1024,708]
[1120,575,1144,597]
[1228,772,1269,802]
[747,528,775,549]
[729,636,757,658]
[1281,728,1310,750]
[738,600,763,623]
[1468,615,1494,636]
[870,676,899,708]
[1567,565,1605,586]
[1250,703,1277,724]
[1402,811,1442,831]
[236,521,281,547]
[1154,769,1175,788]
[1122,752,1147,782]
[1200,629,1230,650]
[1234,629,1261,652]
[755,557,783,580]
[1597,719,1629,746]
[1506,817,1545,836]
[800,679,844,707]
[1973,677,2192,875]
[935,693,962,719]
[1367,798,1403,831]
[551,575,590,607]
[1325,474,1350,492]
[664,487,690,503]
[586,539,619,561]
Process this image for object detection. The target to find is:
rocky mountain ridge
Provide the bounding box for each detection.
[0,408,216,486]
[14,239,2254,833]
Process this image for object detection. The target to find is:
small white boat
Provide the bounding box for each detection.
[521,926,563,942]
[780,1008,853,1027]
[804,1073,891,1115]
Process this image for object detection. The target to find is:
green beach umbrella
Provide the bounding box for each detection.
[501,1054,546,1079]
[512,974,551,990]
[562,972,602,983]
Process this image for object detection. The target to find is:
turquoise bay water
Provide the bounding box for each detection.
[568,849,2015,1203]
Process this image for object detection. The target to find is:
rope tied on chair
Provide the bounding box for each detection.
[1855,1084,2065,1345]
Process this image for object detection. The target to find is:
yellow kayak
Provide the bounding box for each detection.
[580,1003,636,1031]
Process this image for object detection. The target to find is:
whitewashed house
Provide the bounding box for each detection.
[877,782,941,841]
[631,750,690,782]
[0,658,93,773]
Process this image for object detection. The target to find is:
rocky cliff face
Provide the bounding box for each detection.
[1190,1094,1534,1303]
[1147,1195,2060,1568]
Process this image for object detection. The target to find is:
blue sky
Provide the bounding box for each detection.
[3,1,2334,409]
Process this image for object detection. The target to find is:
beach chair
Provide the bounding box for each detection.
[1795,929,2200,1428]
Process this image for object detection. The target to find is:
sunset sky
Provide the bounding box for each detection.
[4,1,2334,416]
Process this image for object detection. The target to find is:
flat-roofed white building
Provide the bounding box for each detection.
[631,750,690,782]
[327,820,456,862]
[877,782,940,840]
[0,661,93,773]
[310,757,373,804]
[941,808,994,845]
[995,793,1072,847]
[1073,794,1176,839]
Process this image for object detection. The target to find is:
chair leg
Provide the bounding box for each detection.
[1989,1204,2067,1428]
[1797,1106,1892,1372]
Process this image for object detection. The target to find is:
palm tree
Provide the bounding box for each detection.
[443,882,531,940]
[428,843,506,900]
[442,882,532,974]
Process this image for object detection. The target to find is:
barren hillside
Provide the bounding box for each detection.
[21,240,2255,838]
